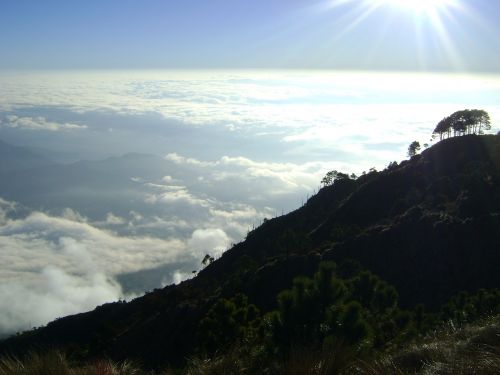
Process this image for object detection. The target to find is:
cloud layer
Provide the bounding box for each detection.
[0,70,499,336]
[0,203,194,335]
[1,71,499,169]
[0,187,277,336]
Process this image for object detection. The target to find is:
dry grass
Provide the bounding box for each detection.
[357,315,500,375]
[1,315,499,374]
[0,352,144,375]
[184,356,246,375]
[280,344,356,375]
[0,351,71,375]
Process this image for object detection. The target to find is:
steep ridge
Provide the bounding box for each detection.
[1,134,499,369]
[316,135,500,307]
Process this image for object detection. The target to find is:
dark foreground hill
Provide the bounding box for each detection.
[1,135,500,370]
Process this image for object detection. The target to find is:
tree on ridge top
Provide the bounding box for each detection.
[432,109,491,140]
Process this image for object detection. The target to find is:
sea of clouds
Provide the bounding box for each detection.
[0,70,499,336]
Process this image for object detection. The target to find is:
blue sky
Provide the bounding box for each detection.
[1,0,500,71]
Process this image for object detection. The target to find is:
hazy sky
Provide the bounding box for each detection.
[1,0,500,71]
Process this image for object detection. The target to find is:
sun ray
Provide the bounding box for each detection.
[363,10,398,69]
[427,9,465,70]
[414,16,427,70]
[321,0,467,71]
[372,0,459,13]
[329,2,382,43]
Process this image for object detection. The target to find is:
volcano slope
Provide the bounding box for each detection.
[1,134,499,369]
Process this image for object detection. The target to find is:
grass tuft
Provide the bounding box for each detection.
[0,351,71,375]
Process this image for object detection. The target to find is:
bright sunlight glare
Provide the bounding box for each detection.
[323,0,467,70]
[373,0,458,13]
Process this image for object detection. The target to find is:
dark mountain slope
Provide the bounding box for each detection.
[317,134,500,233]
[1,135,499,369]
[314,135,500,307]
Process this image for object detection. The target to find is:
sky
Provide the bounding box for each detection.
[1,0,500,71]
[0,1,500,336]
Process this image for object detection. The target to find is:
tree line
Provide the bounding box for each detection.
[321,109,493,186]
[432,109,491,140]
[407,109,492,158]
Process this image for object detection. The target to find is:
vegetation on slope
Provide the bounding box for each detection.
[1,312,499,374]
[1,134,499,372]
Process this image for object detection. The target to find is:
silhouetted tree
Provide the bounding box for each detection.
[433,116,453,140]
[321,170,351,186]
[433,109,491,140]
[407,141,421,157]
[472,109,491,134]
[202,254,215,266]
[321,171,334,186]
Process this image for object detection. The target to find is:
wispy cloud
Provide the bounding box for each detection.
[3,115,87,131]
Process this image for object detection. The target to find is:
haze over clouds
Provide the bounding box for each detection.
[1,71,499,165]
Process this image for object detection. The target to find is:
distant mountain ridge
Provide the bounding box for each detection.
[0,139,56,173]
[1,134,499,369]
[0,139,168,218]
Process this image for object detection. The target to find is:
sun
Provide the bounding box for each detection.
[321,0,467,70]
[373,0,458,14]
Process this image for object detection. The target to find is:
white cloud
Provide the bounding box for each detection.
[145,186,211,207]
[105,212,126,225]
[169,269,193,286]
[162,175,174,183]
[165,152,215,167]
[0,265,121,335]
[3,115,87,131]
[1,70,499,171]
[0,207,192,336]
[187,228,231,259]
[0,191,270,336]
[1,71,498,137]
[162,152,326,196]
[61,208,88,223]
[0,211,188,277]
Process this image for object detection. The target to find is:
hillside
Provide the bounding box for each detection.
[1,134,499,370]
